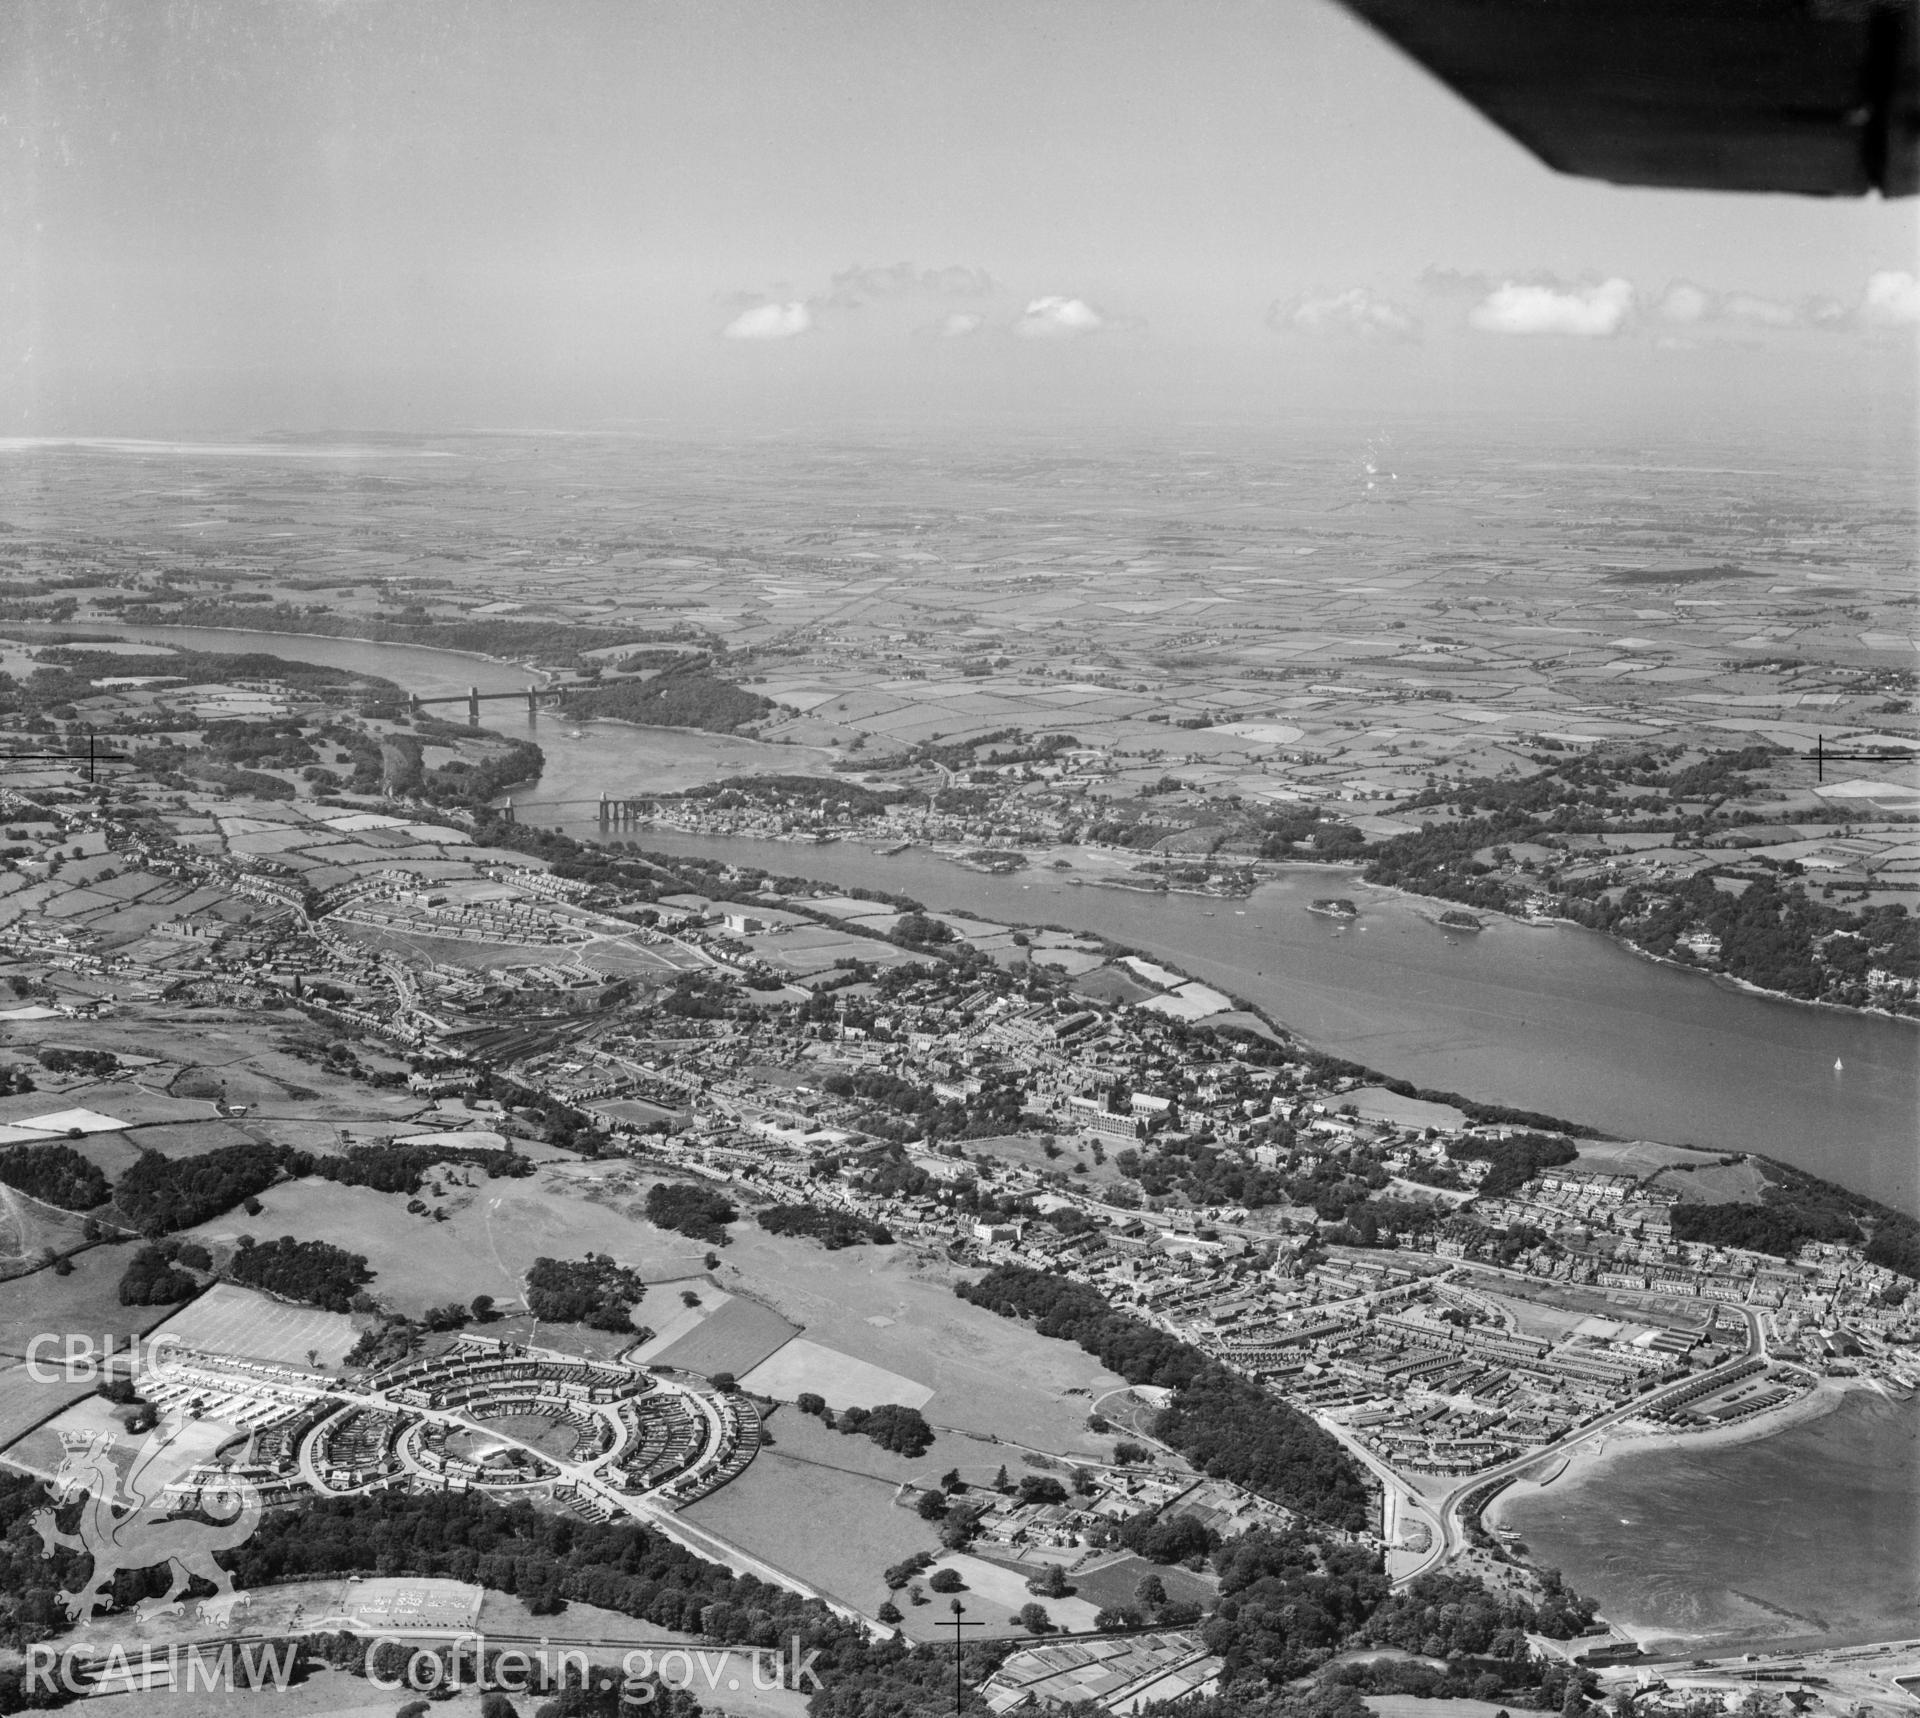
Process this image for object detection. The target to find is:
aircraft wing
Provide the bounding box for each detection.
[1340,0,1918,197]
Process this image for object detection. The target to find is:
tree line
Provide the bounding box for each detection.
[956,1264,1370,1530]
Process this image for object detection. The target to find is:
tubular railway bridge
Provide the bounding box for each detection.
[407,683,587,723]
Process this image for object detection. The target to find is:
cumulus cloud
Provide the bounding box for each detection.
[1469,277,1636,337]
[1013,296,1112,338]
[925,311,986,339]
[1655,280,1716,325]
[829,262,997,306]
[1657,281,1827,330]
[1861,269,1920,327]
[1269,287,1420,341]
[720,301,812,341]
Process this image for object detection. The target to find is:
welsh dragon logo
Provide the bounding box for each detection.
[31,1426,260,1626]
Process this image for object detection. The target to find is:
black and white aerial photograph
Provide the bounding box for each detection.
[0,2,1915,1714]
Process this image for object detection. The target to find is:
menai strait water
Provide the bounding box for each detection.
[116,623,1920,1215]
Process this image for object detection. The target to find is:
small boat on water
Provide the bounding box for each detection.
[1835,1058,1845,1072]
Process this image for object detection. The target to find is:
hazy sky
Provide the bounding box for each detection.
[3,0,1916,439]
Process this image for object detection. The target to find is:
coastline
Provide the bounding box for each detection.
[1597,916,1919,1029]
[1488,1376,1861,1540]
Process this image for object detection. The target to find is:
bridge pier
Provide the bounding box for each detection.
[503,797,514,823]
[408,692,421,714]
[468,685,480,727]
[528,686,539,718]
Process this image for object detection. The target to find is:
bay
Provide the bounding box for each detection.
[1492,1392,1920,1656]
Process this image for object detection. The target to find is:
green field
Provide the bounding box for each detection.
[680,1421,934,1616]
[646,1291,800,1378]
[151,1281,358,1369]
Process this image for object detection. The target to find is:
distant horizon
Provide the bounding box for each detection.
[3,0,1914,450]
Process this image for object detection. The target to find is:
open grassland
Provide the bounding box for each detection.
[707,1237,1126,1453]
[188,1166,713,1319]
[739,1336,933,1412]
[1573,1138,1727,1178]
[1652,1156,1775,1205]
